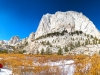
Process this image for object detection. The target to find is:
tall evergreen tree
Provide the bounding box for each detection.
[58,48,63,55]
[46,48,52,55]
[77,41,80,47]
[64,46,69,52]
[41,48,44,55]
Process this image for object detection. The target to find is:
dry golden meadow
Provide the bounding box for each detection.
[0,54,100,75]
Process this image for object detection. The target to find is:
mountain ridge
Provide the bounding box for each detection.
[0,11,100,55]
[35,11,100,39]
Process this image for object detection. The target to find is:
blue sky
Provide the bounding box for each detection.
[0,0,100,40]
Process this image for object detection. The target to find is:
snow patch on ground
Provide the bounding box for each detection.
[33,60,75,75]
[0,69,12,75]
[0,60,74,75]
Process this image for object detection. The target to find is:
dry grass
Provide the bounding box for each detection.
[0,54,100,75]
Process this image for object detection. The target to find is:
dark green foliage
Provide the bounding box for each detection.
[46,48,52,55]
[70,31,83,36]
[35,30,83,40]
[57,48,63,55]
[75,41,81,48]
[79,31,83,34]
[92,37,98,45]
[75,31,79,35]
[23,50,26,53]
[87,34,89,38]
[0,50,8,54]
[41,41,52,47]
[47,41,50,45]
[19,46,24,49]
[93,40,95,45]
[99,50,100,55]
[41,48,45,55]
[19,50,26,54]
[91,35,93,38]
[94,37,98,42]
[85,39,88,45]
[49,44,52,47]
[99,39,100,44]
[64,46,69,52]
[82,43,84,46]
[88,38,90,44]
[41,41,45,45]
[77,41,80,47]
[35,30,68,40]
[67,42,75,51]
[75,42,77,48]
[36,50,39,55]
[70,32,74,36]
[25,42,28,46]
[70,43,75,50]
[19,51,23,54]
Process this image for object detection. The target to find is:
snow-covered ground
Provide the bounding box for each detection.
[49,60,75,75]
[0,68,12,75]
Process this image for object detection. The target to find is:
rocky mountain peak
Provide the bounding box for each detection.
[35,11,100,39]
[27,32,35,43]
[0,11,100,55]
[0,40,5,44]
[8,36,20,46]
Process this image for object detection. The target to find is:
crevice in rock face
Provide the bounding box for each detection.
[84,22,90,29]
[79,21,84,30]
[90,29,94,33]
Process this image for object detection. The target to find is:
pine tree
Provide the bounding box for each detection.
[79,31,83,34]
[64,46,69,52]
[77,41,80,47]
[46,48,52,55]
[91,35,93,38]
[85,39,88,45]
[82,43,84,46]
[41,48,44,55]
[36,50,39,55]
[57,48,63,55]
[76,31,79,35]
[93,40,95,45]
[47,41,50,45]
[99,39,100,44]
[99,50,100,55]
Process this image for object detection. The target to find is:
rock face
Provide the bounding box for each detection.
[14,32,35,51]
[25,11,100,55]
[8,36,20,46]
[27,32,35,43]
[0,40,11,50]
[35,11,100,39]
[0,11,100,55]
[0,40,5,44]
